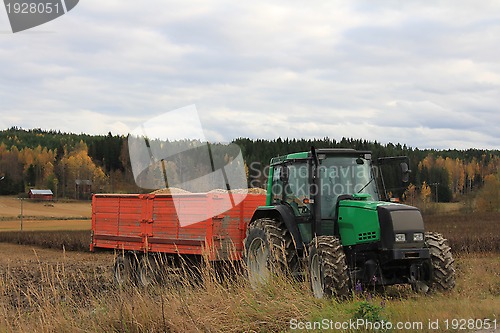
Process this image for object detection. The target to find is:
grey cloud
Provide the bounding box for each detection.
[0,1,499,150]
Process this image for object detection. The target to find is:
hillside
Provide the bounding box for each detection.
[0,128,498,209]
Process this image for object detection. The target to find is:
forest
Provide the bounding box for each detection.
[0,127,498,210]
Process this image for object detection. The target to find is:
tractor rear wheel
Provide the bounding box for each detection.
[424,232,456,291]
[244,218,298,286]
[308,236,350,299]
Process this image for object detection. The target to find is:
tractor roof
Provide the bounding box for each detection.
[270,148,372,165]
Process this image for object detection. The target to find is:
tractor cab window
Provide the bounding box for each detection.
[284,162,311,216]
[271,165,283,204]
[318,156,377,218]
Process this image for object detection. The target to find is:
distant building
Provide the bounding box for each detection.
[28,189,54,201]
[75,179,92,200]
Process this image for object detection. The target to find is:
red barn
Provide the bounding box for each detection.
[28,189,54,201]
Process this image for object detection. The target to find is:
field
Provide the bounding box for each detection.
[425,212,499,253]
[0,196,498,332]
[0,196,91,231]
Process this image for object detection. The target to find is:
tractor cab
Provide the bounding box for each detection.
[264,148,408,244]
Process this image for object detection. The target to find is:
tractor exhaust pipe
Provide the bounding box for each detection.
[310,146,321,237]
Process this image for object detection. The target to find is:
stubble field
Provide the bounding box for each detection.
[0,196,498,332]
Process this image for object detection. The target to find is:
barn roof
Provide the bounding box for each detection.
[29,189,53,195]
[75,179,92,185]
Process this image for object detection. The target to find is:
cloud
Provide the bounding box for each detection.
[0,1,499,150]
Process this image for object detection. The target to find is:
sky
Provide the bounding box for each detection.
[0,1,499,150]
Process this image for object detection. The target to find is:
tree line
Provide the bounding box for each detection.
[0,128,498,209]
[235,137,499,203]
[0,128,134,198]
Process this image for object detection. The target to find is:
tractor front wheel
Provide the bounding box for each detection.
[423,232,456,292]
[308,236,350,299]
[244,218,298,286]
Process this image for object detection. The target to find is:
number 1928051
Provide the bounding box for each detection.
[6,2,62,14]
[444,318,497,331]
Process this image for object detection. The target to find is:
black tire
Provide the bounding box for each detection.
[114,254,134,286]
[308,236,350,299]
[137,254,160,287]
[424,232,456,291]
[243,218,298,286]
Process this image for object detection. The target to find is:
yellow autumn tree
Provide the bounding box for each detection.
[404,183,418,206]
[420,181,432,212]
[466,158,479,193]
[419,154,434,172]
[442,157,467,197]
[58,141,107,198]
[476,173,500,212]
[18,145,57,189]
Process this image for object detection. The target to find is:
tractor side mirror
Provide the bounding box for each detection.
[400,162,410,183]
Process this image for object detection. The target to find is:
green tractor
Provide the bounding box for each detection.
[244,148,455,298]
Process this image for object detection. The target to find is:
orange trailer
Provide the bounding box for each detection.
[91,192,265,284]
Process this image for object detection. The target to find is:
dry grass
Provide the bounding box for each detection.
[0,195,497,331]
[0,248,497,333]
[0,249,312,332]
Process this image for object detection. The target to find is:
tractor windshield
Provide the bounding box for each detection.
[318,155,378,218]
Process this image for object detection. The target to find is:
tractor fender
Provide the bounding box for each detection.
[250,205,304,250]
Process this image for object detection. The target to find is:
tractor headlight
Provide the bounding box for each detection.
[395,233,406,242]
[413,233,424,242]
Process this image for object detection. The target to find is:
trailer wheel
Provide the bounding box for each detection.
[243,218,298,286]
[114,254,134,286]
[424,232,456,292]
[308,236,350,299]
[137,254,159,287]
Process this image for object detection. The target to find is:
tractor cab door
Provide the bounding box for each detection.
[271,162,314,242]
[283,162,312,219]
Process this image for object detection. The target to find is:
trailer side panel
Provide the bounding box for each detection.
[91,193,265,260]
